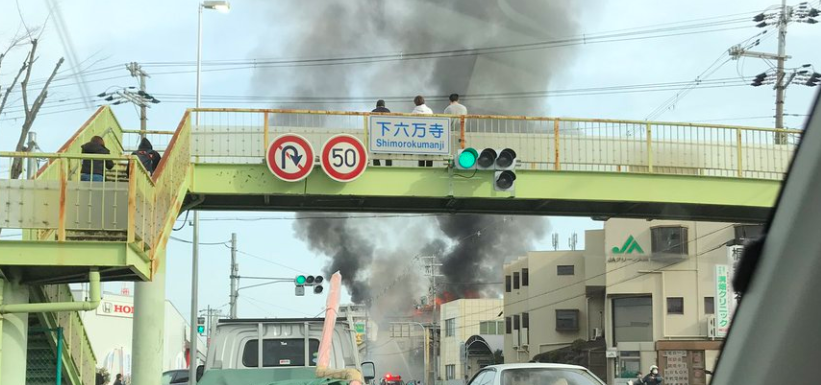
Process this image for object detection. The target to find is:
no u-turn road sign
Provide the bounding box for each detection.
[266,134,315,182]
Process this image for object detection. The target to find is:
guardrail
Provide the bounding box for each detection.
[33,284,97,385]
[187,108,800,180]
[0,152,156,248]
[149,110,192,252]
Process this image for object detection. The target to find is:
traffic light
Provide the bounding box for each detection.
[454,147,518,191]
[455,148,479,170]
[295,275,324,295]
[751,72,768,87]
[806,72,821,87]
[197,316,206,335]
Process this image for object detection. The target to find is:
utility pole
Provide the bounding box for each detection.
[229,233,238,318]
[775,0,789,132]
[126,62,151,140]
[422,256,442,385]
[25,132,40,179]
[729,0,819,143]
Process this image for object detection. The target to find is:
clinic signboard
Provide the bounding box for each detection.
[715,265,731,337]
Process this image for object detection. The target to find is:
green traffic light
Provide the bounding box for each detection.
[197,325,205,334]
[458,148,478,168]
[296,275,306,285]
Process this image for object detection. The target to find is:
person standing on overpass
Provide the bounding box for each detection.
[443,93,467,115]
[412,95,432,114]
[372,99,391,113]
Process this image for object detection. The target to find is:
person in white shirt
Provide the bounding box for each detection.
[443,93,467,115]
[412,95,433,114]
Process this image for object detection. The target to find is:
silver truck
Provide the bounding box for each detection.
[199,317,375,385]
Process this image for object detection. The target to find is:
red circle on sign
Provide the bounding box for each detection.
[321,134,368,182]
[266,134,315,182]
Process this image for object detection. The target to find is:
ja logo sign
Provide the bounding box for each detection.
[612,235,644,254]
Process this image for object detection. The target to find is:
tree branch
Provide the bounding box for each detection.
[19,39,37,116]
[10,54,64,179]
[0,58,26,117]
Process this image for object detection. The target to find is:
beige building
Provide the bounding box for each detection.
[439,299,504,385]
[503,218,756,385]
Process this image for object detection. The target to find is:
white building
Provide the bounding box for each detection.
[73,288,206,380]
[503,218,755,385]
[439,299,504,385]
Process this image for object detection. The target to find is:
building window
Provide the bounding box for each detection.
[513,272,520,289]
[522,312,529,329]
[557,265,575,276]
[705,297,715,314]
[445,318,455,337]
[667,297,684,314]
[618,351,641,378]
[734,224,763,244]
[651,226,689,254]
[480,321,500,335]
[513,315,520,330]
[505,317,512,334]
[555,309,579,332]
[505,275,511,292]
[522,268,529,286]
[446,365,456,380]
[612,296,653,343]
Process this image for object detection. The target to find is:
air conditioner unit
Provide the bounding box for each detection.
[592,328,603,340]
[707,315,717,338]
[521,344,529,350]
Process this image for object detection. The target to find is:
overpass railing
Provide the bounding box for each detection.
[188,108,800,180]
[0,152,157,250]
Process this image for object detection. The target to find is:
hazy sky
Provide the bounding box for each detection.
[1,0,818,321]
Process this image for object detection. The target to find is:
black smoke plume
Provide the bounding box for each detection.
[253,0,579,115]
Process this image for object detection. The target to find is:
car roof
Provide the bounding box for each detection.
[482,363,589,371]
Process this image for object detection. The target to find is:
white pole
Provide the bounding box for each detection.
[189,5,204,385]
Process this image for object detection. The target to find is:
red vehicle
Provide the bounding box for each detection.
[380,373,403,385]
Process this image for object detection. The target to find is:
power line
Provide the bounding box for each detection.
[168,235,230,246]
[139,17,755,72]
[234,248,308,275]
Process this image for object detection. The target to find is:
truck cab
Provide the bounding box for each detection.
[206,318,361,371]
[200,318,372,385]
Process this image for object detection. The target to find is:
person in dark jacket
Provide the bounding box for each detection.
[371,99,391,112]
[132,137,162,175]
[80,136,114,181]
[643,365,663,385]
[113,373,123,385]
[372,99,390,113]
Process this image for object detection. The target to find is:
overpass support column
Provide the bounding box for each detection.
[0,270,30,385]
[132,249,167,384]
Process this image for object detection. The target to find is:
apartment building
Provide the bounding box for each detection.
[439,299,504,385]
[503,218,757,385]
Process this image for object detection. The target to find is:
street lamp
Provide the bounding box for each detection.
[191,3,230,385]
[197,1,230,109]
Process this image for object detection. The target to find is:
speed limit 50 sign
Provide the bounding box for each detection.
[320,134,368,182]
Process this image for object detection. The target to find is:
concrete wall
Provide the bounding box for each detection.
[504,249,590,363]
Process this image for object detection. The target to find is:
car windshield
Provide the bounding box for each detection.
[501,368,603,385]
[0,1,816,384]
